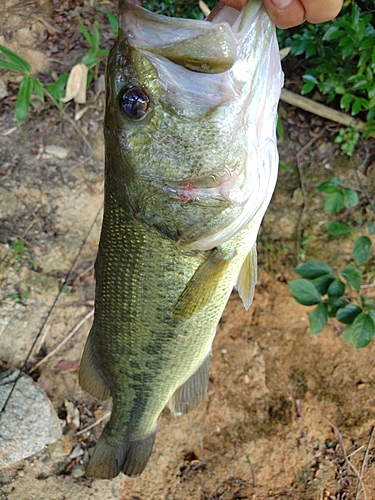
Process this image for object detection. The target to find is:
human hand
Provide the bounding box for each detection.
[221,0,343,28]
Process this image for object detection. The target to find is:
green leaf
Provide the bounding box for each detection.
[343,324,353,344]
[15,75,33,125]
[309,303,328,335]
[340,93,355,112]
[353,236,372,265]
[324,191,345,214]
[294,260,333,279]
[301,81,315,95]
[336,303,362,324]
[0,58,28,72]
[361,297,374,310]
[316,178,342,193]
[106,11,119,36]
[32,77,44,102]
[368,223,375,235]
[327,279,345,298]
[79,21,94,47]
[325,221,350,236]
[341,266,362,292]
[82,51,98,68]
[326,297,348,317]
[312,274,336,294]
[351,312,375,349]
[277,116,284,142]
[98,49,109,58]
[44,73,69,103]
[92,21,101,49]
[289,279,322,306]
[0,44,30,73]
[302,74,318,84]
[343,188,358,207]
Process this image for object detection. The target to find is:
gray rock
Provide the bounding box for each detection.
[0,369,62,468]
[44,145,69,159]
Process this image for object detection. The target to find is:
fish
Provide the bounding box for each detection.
[78,0,283,479]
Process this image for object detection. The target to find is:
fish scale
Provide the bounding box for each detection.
[79,0,283,479]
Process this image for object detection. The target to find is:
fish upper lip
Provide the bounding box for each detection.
[162,162,244,190]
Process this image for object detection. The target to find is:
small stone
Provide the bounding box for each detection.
[0,369,62,468]
[0,77,8,98]
[70,464,86,478]
[44,145,69,160]
[243,374,250,384]
[292,188,303,207]
[61,434,75,455]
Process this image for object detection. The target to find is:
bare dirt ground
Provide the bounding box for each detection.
[0,1,375,499]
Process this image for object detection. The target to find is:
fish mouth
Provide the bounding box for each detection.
[158,159,247,206]
[120,0,264,73]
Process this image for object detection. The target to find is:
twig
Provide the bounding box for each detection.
[246,454,257,488]
[295,128,327,264]
[355,140,375,216]
[31,14,61,34]
[329,422,367,500]
[76,410,111,436]
[281,89,375,138]
[34,323,51,355]
[29,308,94,373]
[356,426,375,500]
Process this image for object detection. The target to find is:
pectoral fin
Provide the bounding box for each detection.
[169,352,210,416]
[235,245,257,310]
[173,248,235,320]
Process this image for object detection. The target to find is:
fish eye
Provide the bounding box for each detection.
[119,87,149,119]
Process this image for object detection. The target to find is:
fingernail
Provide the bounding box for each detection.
[272,0,292,9]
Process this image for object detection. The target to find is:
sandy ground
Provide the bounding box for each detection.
[1,1,375,499]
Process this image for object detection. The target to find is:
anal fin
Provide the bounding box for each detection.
[169,353,210,416]
[235,245,257,310]
[79,326,111,401]
[173,248,235,320]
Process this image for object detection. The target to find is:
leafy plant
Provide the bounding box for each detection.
[334,124,360,157]
[10,291,30,303]
[143,0,216,19]
[0,46,46,125]
[0,45,71,125]
[316,177,358,214]
[11,238,26,260]
[79,21,109,70]
[0,15,118,125]
[278,1,375,149]
[289,237,374,348]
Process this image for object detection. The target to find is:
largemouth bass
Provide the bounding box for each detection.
[79,0,283,479]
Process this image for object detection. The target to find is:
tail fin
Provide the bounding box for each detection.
[86,430,157,479]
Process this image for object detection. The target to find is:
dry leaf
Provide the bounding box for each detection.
[199,0,210,16]
[61,63,88,104]
[56,359,80,372]
[279,47,291,61]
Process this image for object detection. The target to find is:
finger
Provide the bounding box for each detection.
[220,0,245,10]
[302,0,343,24]
[262,0,305,29]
